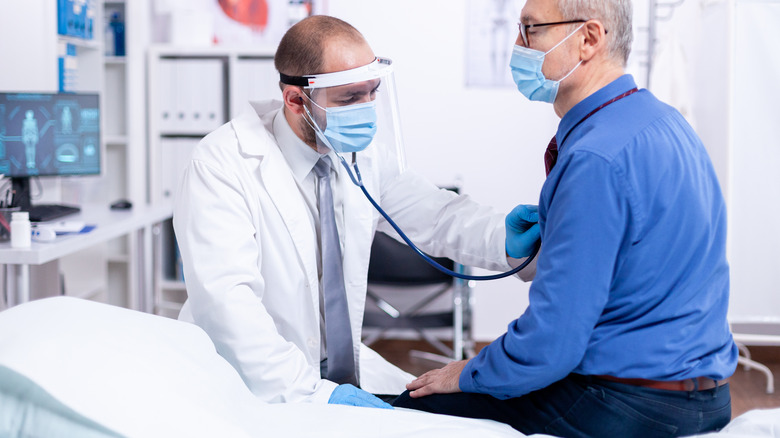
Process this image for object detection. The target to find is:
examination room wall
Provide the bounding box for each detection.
[329,0,780,340]
[329,0,558,340]
[330,0,653,340]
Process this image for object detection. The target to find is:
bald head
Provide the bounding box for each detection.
[275,15,370,81]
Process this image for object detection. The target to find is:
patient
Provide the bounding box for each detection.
[393,0,737,436]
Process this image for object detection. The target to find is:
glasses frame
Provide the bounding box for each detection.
[518,19,587,47]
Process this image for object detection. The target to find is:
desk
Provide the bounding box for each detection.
[0,202,172,312]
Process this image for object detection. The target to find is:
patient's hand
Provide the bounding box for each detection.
[406,360,467,398]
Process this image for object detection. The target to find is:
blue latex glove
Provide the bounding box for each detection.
[505,204,541,258]
[327,384,394,409]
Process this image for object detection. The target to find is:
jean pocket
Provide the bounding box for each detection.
[544,386,679,438]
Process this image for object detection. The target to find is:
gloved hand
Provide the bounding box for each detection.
[505,204,541,258]
[327,384,394,409]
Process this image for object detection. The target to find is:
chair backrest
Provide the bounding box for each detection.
[367,232,454,286]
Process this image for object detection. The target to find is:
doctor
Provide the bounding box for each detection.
[173,15,539,408]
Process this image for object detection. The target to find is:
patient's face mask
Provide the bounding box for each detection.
[510,24,584,103]
[303,96,378,154]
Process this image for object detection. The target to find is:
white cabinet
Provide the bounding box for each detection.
[0,0,151,308]
[147,46,277,317]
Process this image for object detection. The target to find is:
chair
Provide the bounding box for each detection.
[732,332,777,394]
[362,231,475,363]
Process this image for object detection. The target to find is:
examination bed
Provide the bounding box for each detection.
[1,297,778,438]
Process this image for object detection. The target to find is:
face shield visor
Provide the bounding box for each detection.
[281,57,406,175]
[282,58,539,281]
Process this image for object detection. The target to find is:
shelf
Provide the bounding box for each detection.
[157,300,184,311]
[104,135,128,146]
[108,254,129,263]
[69,284,105,300]
[160,131,212,138]
[160,279,187,291]
[104,56,127,65]
[57,35,101,50]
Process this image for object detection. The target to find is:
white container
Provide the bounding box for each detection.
[10,211,31,248]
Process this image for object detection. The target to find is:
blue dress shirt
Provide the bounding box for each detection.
[460,75,738,399]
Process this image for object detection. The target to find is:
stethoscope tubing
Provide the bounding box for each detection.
[338,154,538,281]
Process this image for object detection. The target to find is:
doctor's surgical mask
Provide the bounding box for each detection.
[509,23,585,103]
[303,95,378,154]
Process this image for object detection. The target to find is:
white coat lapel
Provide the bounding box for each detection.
[233,103,319,289]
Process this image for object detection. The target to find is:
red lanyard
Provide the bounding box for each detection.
[558,87,639,149]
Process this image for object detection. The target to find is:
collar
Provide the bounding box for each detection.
[273,109,338,183]
[556,74,638,150]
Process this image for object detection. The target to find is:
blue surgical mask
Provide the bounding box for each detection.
[509,24,584,103]
[305,98,378,154]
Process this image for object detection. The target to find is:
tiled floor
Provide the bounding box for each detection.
[370,340,780,419]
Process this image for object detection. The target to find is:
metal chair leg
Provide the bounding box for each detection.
[738,355,775,394]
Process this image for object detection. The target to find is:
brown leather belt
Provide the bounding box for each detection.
[592,375,729,391]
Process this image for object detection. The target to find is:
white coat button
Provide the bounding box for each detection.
[307,338,316,347]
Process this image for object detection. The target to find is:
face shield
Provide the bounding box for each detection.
[279,59,538,282]
[281,57,406,175]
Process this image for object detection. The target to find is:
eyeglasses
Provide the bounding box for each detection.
[517,20,586,47]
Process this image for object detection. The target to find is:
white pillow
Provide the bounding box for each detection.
[0,297,262,437]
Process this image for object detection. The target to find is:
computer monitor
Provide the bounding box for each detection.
[0,92,101,210]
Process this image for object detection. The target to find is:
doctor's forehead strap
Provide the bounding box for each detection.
[279,72,310,87]
[278,58,391,89]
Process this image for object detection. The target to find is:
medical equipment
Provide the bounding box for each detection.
[339,154,538,280]
[31,227,57,243]
[281,58,539,281]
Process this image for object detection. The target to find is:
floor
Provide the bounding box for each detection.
[369,339,780,419]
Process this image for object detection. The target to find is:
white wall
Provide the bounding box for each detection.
[727,0,780,324]
[641,0,780,327]
[330,0,780,340]
[328,0,557,341]
[145,0,775,340]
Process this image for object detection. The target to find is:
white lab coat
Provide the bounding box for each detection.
[174,100,516,404]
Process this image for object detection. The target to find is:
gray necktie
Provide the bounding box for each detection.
[313,156,358,386]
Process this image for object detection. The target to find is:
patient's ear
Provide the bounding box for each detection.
[282,86,306,115]
[579,19,607,62]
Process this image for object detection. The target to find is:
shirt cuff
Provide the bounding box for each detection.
[458,360,479,393]
[507,254,537,282]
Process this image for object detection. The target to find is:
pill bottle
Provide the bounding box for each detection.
[11,211,31,248]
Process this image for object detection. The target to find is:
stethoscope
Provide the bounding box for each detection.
[337,153,539,281]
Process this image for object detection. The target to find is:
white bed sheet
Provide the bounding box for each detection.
[0,297,527,438]
[0,297,777,438]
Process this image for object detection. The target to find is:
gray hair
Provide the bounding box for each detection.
[557,0,633,65]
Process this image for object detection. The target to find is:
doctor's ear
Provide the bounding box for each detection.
[282,86,307,115]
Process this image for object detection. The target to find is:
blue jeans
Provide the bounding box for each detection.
[392,374,731,437]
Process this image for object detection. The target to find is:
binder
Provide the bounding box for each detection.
[159,137,198,200]
[58,43,78,92]
[175,60,199,132]
[157,59,178,133]
[173,59,225,133]
[194,59,226,132]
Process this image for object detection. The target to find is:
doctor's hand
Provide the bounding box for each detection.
[406,360,467,398]
[505,204,541,259]
[328,384,394,409]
